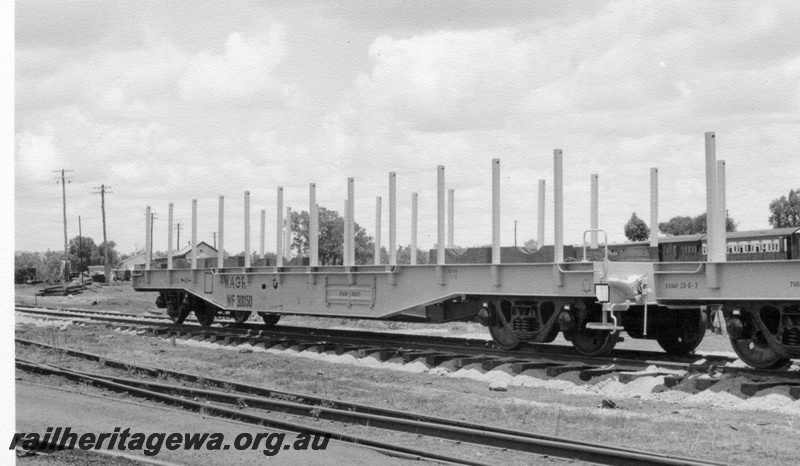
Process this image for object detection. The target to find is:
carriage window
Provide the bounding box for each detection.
[726,243,734,253]
[752,242,761,253]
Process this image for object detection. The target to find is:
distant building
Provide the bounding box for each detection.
[152,241,219,268]
[172,241,218,260]
[118,252,147,271]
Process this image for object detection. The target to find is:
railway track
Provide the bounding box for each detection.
[15,340,728,466]
[15,305,800,399]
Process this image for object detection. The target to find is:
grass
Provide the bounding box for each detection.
[17,284,799,463]
[14,320,800,465]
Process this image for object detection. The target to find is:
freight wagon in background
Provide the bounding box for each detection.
[133,132,800,370]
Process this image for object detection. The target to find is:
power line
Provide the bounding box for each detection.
[93,184,113,281]
[514,220,518,247]
[78,215,83,284]
[175,221,182,248]
[53,169,73,283]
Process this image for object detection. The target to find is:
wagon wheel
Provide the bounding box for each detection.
[487,302,523,351]
[655,308,706,355]
[232,311,250,325]
[729,306,791,369]
[257,312,281,327]
[194,301,216,327]
[166,301,181,324]
[167,295,191,324]
[730,332,790,369]
[565,328,619,357]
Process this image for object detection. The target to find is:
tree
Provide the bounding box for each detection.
[68,235,96,272]
[523,238,539,250]
[768,188,800,228]
[659,212,737,236]
[395,245,429,264]
[14,250,66,284]
[14,252,41,284]
[93,241,119,267]
[658,215,696,236]
[624,213,650,241]
[290,207,375,265]
[66,236,120,271]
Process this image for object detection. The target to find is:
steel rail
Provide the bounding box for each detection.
[15,359,491,466]
[18,337,638,431]
[13,305,730,368]
[16,380,428,466]
[13,310,696,379]
[15,305,200,323]
[16,306,798,379]
[15,306,182,326]
[14,341,677,456]
[15,355,726,466]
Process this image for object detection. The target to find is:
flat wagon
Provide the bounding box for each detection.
[134,132,800,369]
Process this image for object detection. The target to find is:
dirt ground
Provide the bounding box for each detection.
[13,284,800,465]
[16,381,417,466]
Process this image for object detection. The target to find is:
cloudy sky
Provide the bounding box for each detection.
[13,1,800,257]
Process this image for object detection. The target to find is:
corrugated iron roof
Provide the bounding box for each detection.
[173,241,217,258]
[610,228,798,247]
[658,233,706,243]
[724,227,800,239]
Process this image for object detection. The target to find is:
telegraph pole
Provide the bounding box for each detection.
[514,220,518,247]
[175,222,182,249]
[211,231,217,249]
[54,169,73,283]
[78,215,83,284]
[93,184,113,282]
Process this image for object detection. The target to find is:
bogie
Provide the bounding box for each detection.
[727,303,793,369]
[482,298,563,350]
[562,300,618,357]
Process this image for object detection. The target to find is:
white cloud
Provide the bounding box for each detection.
[687,66,799,116]
[354,29,543,132]
[178,30,293,106]
[317,3,800,248]
[14,1,800,254]
[15,130,60,184]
